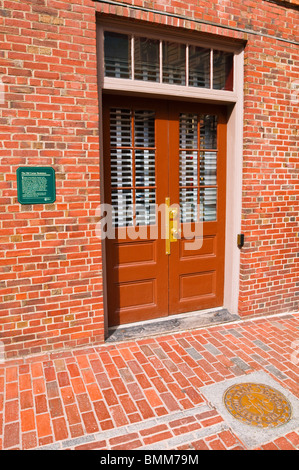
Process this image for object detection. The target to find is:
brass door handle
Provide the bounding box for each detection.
[165,198,180,255]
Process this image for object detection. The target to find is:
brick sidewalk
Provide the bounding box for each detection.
[1,312,299,450]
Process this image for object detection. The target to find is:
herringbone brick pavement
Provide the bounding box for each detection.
[1,312,298,450]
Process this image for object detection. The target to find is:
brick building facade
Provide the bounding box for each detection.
[0,0,298,359]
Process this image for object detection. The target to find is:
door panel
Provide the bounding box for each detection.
[117,240,155,264]
[180,235,216,259]
[103,97,169,326]
[168,102,226,314]
[117,279,156,308]
[180,271,216,299]
[103,95,226,326]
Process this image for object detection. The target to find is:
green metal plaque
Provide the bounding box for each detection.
[17,167,56,205]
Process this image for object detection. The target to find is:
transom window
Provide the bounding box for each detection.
[104,31,234,91]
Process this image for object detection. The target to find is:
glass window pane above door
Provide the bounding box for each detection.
[104,32,131,79]
[213,50,234,91]
[189,46,210,88]
[134,37,160,82]
[103,29,236,94]
[163,41,186,85]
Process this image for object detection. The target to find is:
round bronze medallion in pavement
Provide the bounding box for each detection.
[223,383,292,428]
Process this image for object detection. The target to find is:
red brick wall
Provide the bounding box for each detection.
[0,0,298,358]
[241,35,299,317]
[0,0,103,359]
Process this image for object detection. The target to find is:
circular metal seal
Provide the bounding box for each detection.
[223,382,292,428]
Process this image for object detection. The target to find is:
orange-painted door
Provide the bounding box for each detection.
[168,101,226,314]
[103,96,226,327]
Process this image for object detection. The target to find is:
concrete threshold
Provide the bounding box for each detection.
[106,307,240,343]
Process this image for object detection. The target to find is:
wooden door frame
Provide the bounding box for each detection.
[96,21,245,336]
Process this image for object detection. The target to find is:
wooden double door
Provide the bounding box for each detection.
[103,95,226,327]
